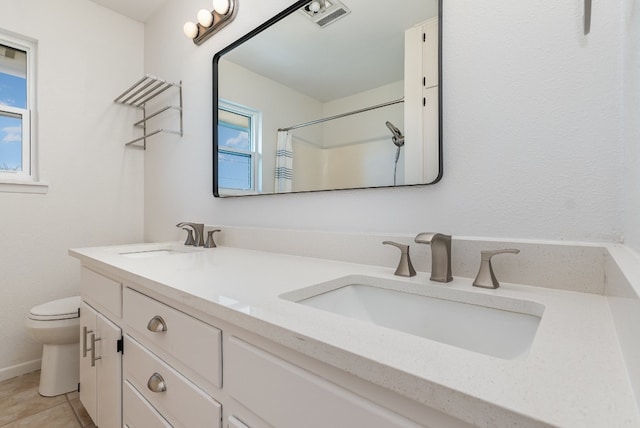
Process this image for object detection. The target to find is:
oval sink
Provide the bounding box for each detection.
[281,275,544,360]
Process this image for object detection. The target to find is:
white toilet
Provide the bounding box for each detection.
[25,296,81,396]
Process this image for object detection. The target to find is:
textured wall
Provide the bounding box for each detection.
[0,0,144,378]
[143,0,626,243]
[623,0,640,253]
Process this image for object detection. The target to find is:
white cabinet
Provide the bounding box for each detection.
[226,336,423,428]
[227,415,251,428]
[404,17,440,184]
[79,301,122,428]
[123,287,222,394]
[81,267,122,319]
[123,380,172,428]
[124,335,221,427]
[122,287,222,427]
[77,265,467,428]
[422,18,439,89]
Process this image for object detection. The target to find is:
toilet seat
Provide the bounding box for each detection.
[28,296,81,321]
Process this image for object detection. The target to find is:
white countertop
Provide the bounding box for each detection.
[70,242,640,427]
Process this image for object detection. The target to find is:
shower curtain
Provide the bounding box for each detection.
[275,130,293,192]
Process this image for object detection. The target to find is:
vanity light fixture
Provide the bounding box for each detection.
[183,0,237,45]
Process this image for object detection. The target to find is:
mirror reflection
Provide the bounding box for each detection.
[213,0,441,197]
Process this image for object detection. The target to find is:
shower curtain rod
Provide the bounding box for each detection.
[278,97,404,132]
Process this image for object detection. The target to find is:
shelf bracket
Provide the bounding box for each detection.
[115,75,183,150]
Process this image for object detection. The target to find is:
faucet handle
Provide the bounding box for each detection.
[473,249,520,289]
[481,249,520,259]
[181,228,195,246]
[205,229,221,248]
[383,241,416,277]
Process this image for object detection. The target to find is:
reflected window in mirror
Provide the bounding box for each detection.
[217,100,262,194]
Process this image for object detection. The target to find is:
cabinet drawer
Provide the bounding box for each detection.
[123,380,171,428]
[226,336,422,428]
[81,267,122,318]
[124,335,221,428]
[123,287,222,389]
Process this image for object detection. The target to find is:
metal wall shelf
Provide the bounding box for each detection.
[115,75,183,149]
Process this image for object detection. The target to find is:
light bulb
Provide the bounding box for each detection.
[183,21,199,39]
[213,0,230,15]
[197,9,213,27]
[309,1,321,13]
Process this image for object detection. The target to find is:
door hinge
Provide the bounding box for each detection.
[77,382,80,393]
[423,32,426,42]
[117,337,124,354]
[77,308,80,317]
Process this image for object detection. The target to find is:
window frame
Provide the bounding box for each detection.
[217,100,262,195]
[0,29,43,193]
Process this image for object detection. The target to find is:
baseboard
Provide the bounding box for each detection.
[0,359,41,382]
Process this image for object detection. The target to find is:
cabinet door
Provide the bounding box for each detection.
[422,19,439,88]
[95,311,122,428]
[79,302,98,423]
[79,301,122,428]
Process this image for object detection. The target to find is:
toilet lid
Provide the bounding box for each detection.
[28,296,81,321]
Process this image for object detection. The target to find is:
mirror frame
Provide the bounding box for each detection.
[213,0,443,197]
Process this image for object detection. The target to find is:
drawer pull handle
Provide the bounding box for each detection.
[147,315,167,332]
[82,326,93,358]
[147,373,167,393]
[90,333,101,367]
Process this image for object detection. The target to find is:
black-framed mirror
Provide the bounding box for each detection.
[213,0,441,197]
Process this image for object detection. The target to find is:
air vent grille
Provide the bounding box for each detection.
[299,0,351,28]
[316,8,348,27]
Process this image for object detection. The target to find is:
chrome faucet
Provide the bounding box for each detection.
[414,232,453,283]
[176,222,205,247]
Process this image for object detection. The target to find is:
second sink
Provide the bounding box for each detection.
[281,275,544,360]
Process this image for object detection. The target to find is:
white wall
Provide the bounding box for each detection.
[0,0,144,378]
[144,0,627,242]
[322,81,404,188]
[623,0,640,253]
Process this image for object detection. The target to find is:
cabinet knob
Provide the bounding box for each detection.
[147,372,167,393]
[147,315,167,332]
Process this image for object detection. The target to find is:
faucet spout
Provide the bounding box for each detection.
[176,222,205,247]
[414,232,453,283]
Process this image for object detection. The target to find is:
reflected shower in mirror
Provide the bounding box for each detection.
[213,0,441,197]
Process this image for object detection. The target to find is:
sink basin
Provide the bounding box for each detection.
[119,250,180,258]
[281,275,544,360]
[118,245,201,259]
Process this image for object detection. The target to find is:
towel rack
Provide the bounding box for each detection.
[115,75,183,149]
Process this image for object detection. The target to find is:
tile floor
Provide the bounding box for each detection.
[0,371,95,428]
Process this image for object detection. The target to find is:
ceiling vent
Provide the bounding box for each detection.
[300,0,351,28]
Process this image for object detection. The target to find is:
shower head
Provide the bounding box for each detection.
[385,121,405,147]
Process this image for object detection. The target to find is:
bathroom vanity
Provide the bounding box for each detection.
[70,241,639,428]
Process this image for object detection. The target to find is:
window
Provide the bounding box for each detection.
[217,100,261,193]
[0,31,36,184]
